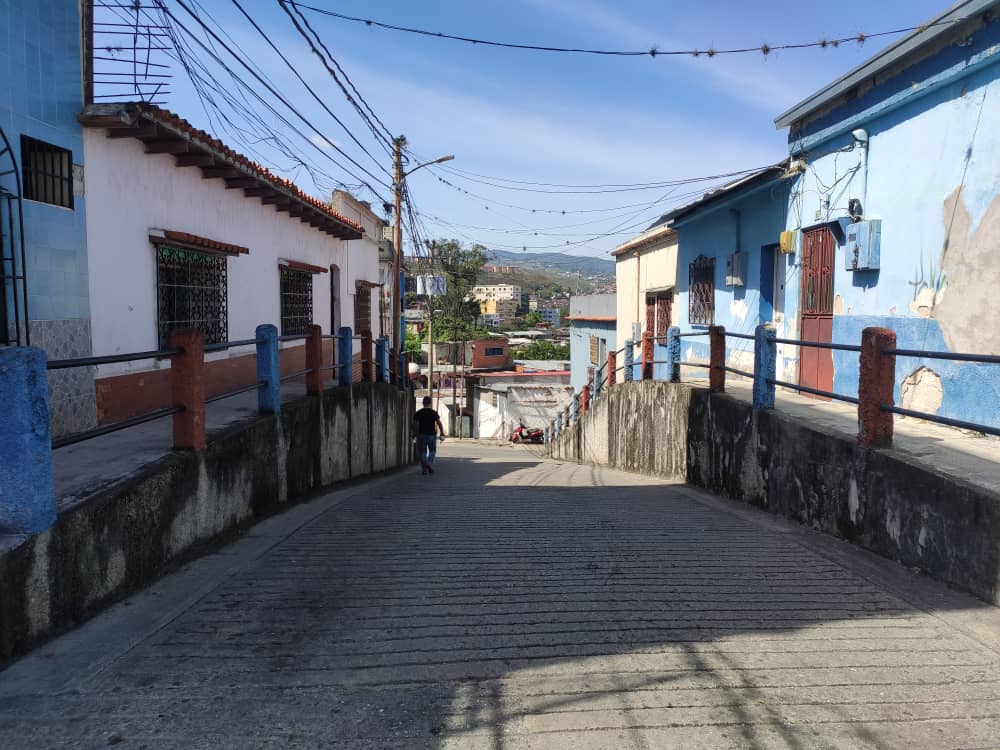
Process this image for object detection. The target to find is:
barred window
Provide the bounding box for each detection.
[280,266,313,336]
[688,256,715,326]
[484,346,504,357]
[21,136,73,209]
[155,245,228,348]
[354,281,373,336]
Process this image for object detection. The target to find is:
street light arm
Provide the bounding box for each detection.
[402,154,454,180]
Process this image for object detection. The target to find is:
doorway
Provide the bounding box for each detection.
[759,243,785,325]
[329,264,341,333]
[798,227,835,394]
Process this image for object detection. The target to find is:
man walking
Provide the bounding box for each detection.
[413,396,445,475]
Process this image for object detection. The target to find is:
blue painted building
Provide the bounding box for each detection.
[0,0,93,435]
[665,166,794,378]
[567,294,616,391]
[775,0,1000,427]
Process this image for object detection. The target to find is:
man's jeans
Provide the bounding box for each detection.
[416,434,437,467]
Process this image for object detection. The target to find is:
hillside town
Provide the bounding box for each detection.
[2,1,1000,748]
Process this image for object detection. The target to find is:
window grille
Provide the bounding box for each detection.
[280,266,313,336]
[485,346,504,357]
[155,245,228,348]
[21,136,73,209]
[688,256,715,326]
[354,281,373,336]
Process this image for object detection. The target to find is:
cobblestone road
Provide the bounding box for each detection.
[2,443,999,749]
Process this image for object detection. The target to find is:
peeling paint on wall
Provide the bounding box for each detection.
[901,366,943,414]
[935,188,1000,353]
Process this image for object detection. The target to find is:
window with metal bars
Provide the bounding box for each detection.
[688,256,715,326]
[354,281,373,336]
[280,266,313,336]
[155,245,228,348]
[21,136,73,209]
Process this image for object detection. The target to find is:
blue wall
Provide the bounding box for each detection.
[0,0,89,323]
[786,15,1000,428]
[569,320,616,390]
[674,176,793,373]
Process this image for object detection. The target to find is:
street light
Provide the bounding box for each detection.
[392,137,454,385]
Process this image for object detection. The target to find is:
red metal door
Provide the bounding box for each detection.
[799,228,835,395]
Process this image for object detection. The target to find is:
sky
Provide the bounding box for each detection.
[98,0,951,259]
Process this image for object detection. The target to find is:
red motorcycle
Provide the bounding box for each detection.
[511,421,544,444]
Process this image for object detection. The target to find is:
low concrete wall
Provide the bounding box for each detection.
[550,381,1000,606]
[0,382,412,664]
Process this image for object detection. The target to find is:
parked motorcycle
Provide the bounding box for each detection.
[511,421,545,444]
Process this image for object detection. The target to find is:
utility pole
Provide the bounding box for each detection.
[392,136,405,385]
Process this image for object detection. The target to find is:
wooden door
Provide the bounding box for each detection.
[798,228,835,394]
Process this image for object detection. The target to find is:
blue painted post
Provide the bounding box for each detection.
[623,338,634,382]
[753,324,777,410]
[338,326,353,386]
[556,412,563,436]
[255,324,281,415]
[375,336,389,383]
[0,347,56,534]
[593,364,601,399]
[571,393,579,422]
[667,326,681,383]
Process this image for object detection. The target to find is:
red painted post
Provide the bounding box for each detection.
[305,324,323,395]
[580,384,591,415]
[169,328,206,451]
[641,330,654,380]
[607,351,617,387]
[858,327,896,448]
[361,334,374,382]
[709,325,726,393]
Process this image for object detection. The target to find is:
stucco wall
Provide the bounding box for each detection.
[549,381,1000,606]
[674,180,795,379]
[786,16,1000,427]
[0,382,413,664]
[83,131,374,378]
[569,320,616,390]
[613,238,678,345]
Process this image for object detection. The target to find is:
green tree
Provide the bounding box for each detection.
[429,240,487,323]
[512,340,570,360]
[524,310,541,327]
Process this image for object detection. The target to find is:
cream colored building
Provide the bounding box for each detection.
[480,297,519,321]
[611,222,678,345]
[473,284,522,302]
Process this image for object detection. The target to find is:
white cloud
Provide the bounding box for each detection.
[309,133,340,150]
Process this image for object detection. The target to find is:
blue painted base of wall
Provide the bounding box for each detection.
[833,315,1000,431]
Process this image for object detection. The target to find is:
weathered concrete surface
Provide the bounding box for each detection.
[1,443,998,749]
[550,381,1000,606]
[0,382,413,664]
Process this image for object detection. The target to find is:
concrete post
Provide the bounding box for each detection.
[338,326,353,387]
[623,338,634,382]
[667,326,681,383]
[753,324,776,410]
[641,330,654,380]
[256,324,280,415]
[858,327,897,448]
[305,324,323,396]
[709,325,726,393]
[0,347,56,534]
[170,328,206,449]
[376,336,389,383]
[361,333,374,383]
[580,384,591,415]
[556,412,563,435]
[607,351,617,388]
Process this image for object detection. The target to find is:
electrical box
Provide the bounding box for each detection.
[725,251,745,287]
[844,219,881,271]
[779,230,797,254]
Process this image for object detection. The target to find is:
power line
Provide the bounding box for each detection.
[228,0,392,177]
[288,2,967,60]
[156,0,393,198]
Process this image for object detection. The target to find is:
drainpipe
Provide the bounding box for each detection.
[851,128,869,217]
[633,250,641,330]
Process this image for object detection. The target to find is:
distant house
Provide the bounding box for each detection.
[79,103,370,425]
[774,0,1000,425]
[538,308,561,327]
[471,336,513,370]
[611,222,678,348]
[664,163,792,376]
[566,294,616,391]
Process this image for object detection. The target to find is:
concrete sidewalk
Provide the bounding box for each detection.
[1,443,999,749]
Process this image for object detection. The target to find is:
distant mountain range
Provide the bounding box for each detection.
[485,249,615,278]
